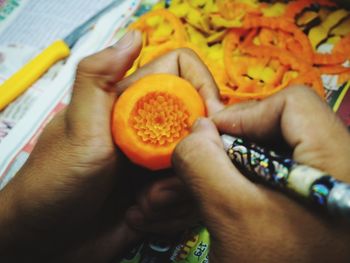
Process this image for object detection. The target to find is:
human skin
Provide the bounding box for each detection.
[0,32,222,262]
[1,27,349,263]
[172,87,350,263]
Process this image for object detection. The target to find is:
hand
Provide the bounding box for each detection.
[0,30,144,262]
[117,47,224,234]
[172,87,350,263]
[0,33,222,262]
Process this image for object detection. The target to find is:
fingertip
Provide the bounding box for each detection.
[76,30,142,83]
[112,30,142,50]
[112,30,142,66]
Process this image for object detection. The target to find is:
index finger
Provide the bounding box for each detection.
[211,86,350,180]
[116,48,224,115]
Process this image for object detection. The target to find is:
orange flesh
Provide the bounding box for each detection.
[130,91,190,146]
[112,74,205,171]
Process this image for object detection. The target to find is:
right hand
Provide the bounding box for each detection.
[172,87,350,263]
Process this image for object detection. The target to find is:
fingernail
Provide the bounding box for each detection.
[114,31,135,49]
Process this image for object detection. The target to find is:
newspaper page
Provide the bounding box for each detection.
[0,0,141,186]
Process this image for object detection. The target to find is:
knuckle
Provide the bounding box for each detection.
[285,85,319,100]
[76,54,102,76]
[177,47,201,60]
[272,85,322,111]
[292,87,322,107]
[76,56,92,72]
[177,47,196,55]
[165,48,197,62]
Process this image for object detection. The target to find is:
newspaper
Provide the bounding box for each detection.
[0,0,141,187]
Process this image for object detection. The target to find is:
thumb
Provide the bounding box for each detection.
[172,118,257,226]
[66,30,142,136]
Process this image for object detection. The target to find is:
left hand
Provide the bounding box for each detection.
[0,32,223,262]
[0,30,148,262]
